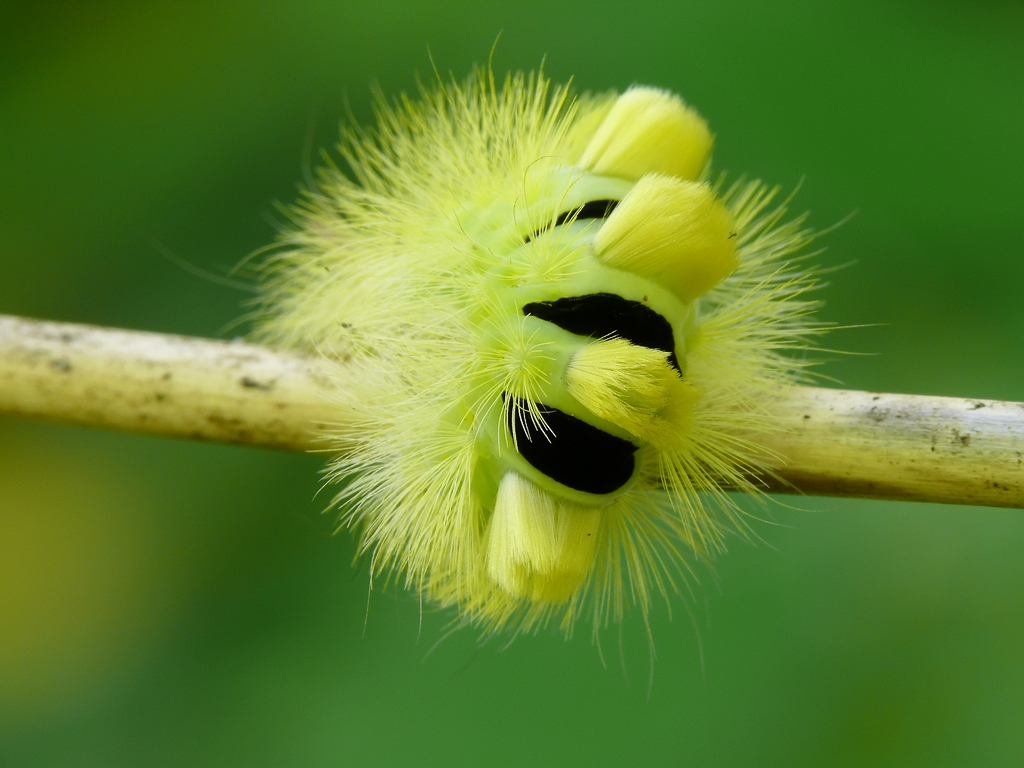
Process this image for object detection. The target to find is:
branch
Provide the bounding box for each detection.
[2,314,1021,509]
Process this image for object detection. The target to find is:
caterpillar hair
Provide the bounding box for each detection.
[252,68,824,637]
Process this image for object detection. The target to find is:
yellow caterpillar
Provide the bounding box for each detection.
[253,69,822,637]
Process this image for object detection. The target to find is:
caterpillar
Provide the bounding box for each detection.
[253,68,822,637]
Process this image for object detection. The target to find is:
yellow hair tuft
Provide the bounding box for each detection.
[565,338,697,448]
[577,86,713,181]
[593,173,738,302]
[484,472,601,603]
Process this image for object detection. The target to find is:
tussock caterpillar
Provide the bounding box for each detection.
[253,69,823,637]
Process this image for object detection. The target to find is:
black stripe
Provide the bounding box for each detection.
[523,293,681,373]
[523,199,619,244]
[507,395,637,495]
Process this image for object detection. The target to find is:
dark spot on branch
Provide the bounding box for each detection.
[206,413,243,427]
[241,376,273,391]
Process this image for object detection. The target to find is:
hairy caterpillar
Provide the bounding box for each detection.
[253,69,821,637]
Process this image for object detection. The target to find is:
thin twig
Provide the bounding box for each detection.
[1,314,1021,509]
[0,314,343,451]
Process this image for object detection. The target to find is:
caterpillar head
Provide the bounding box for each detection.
[255,72,820,635]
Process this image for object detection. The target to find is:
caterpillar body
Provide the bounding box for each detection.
[254,69,821,636]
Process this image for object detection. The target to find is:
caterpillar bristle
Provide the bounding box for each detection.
[577,86,713,182]
[593,173,738,302]
[252,66,824,639]
[565,338,698,448]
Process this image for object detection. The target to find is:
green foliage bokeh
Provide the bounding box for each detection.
[1,2,1022,766]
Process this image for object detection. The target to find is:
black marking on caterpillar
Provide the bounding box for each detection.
[523,199,619,243]
[522,293,681,373]
[506,394,637,494]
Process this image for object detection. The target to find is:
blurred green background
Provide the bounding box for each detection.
[1,2,1022,766]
